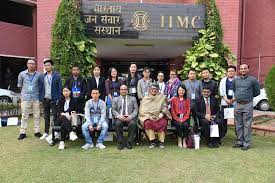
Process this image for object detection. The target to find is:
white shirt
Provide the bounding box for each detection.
[158,82,165,94]
[64,98,70,112]
[95,76,100,88]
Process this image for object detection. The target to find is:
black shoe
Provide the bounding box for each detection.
[127,142,133,149]
[117,143,124,150]
[34,132,42,138]
[232,144,243,148]
[208,143,214,148]
[213,143,220,148]
[18,134,26,140]
[241,146,250,151]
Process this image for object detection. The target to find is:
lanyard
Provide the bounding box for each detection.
[112,81,118,91]
[189,80,195,92]
[46,74,52,86]
[143,79,150,90]
[179,100,184,111]
[28,72,36,84]
[91,100,99,112]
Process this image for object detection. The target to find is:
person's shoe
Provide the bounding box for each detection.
[81,143,94,150]
[241,146,250,151]
[213,143,220,148]
[232,144,243,148]
[149,142,156,149]
[55,132,60,140]
[18,134,26,140]
[126,142,132,149]
[45,134,53,146]
[58,141,65,150]
[34,132,42,138]
[182,138,187,149]
[159,142,165,149]
[208,143,214,148]
[69,132,78,141]
[118,143,124,150]
[40,133,48,140]
[96,143,106,149]
[178,137,183,148]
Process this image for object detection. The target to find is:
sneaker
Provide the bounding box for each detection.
[54,132,60,140]
[81,143,94,150]
[232,144,243,148]
[159,142,165,149]
[149,142,156,149]
[58,141,65,150]
[45,134,53,146]
[40,133,48,140]
[182,139,187,149]
[208,143,214,148]
[69,131,78,141]
[96,143,106,149]
[126,142,132,149]
[18,134,26,140]
[34,132,42,138]
[241,146,250,151]
[118,143,124,150]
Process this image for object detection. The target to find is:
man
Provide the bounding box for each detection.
[86,66,106,101]
[112,85,138,150]
[64,66,87,113]
[219,65,236,138]
[156,71,165,95]
[232,64,260,151]
[81,88,108,150]
[195,86,221,148]
[183,69,203,130]
[17,59,42,140]
[200,68,218,97]
[139,83,172,148]
[39,59,62,139]
[137,67,154,101]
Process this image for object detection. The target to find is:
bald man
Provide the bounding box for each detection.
[232,64,260,150]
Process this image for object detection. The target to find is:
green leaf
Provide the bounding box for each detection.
[209,53,219,58]
[205,44,213,50]
[191,62,199,68]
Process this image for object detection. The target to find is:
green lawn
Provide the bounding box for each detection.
[0,123,275,183]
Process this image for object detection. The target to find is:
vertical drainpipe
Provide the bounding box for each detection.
[240,0,246,68]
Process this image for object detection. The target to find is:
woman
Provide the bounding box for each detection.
[165,69,181,100]
[137,67,154,101]
[105,67,124,101]
[170,84,191,148]
[156,71,166,95]
[55,87,78,150]
[125,63,142,99]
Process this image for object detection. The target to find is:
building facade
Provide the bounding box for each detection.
[0,0,274,89]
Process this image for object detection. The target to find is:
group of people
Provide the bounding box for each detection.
[17,58,260,151]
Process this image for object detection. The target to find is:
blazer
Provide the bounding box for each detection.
[111,95,138,120]
[64,75,87,102]
[57,97,78,116]
[195,96,220,120]
[39,71,62,102]
[86,76,106,100]
[170,97,191,123]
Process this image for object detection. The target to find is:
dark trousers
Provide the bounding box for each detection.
[55,115,72,141]
[114,119,137,144]
[199,119,222,144]
[43,99,58,133]
[172,120,190,138]
[221,106,228,138]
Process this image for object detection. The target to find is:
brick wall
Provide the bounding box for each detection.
[36,0,61,71]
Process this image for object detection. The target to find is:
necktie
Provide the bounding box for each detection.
[122,98,126,115]
[206,98,211,115]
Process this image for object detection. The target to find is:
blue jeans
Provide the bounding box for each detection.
[82,121,108,144]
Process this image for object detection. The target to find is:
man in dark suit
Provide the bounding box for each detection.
[195,86,222,148]
[86,66,106,101]
[112,85,138,150]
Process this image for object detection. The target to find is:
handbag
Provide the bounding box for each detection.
[186,130,195,149]
[224,107,234,119]
[210,122,219,137]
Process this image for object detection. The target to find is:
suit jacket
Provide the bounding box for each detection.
[86,76,106,100]
[111,95,138,120]
[57,97,78,116]
[195,96,220,120]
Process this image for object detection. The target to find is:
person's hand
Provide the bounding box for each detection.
[205,114,211,121]
[150,116,158,122]
[96,124,102,131]
[88,125,94,132]
[71,111,77,115]
[158,113,164,119]
[117,115,124,121]
[125,116,132,122]
[210,115,216,121]
[61,112,66,116]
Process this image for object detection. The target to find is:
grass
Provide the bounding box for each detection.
[0,122,275,183]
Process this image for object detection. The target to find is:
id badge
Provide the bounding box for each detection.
[93,116,98,124]
[179,114,184,119]
[191,93,196,100]
[144,91,148,96]
[130,87,136,94]
[228,90,233,96]
[113,92,118,97]
[28,85,33,92]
